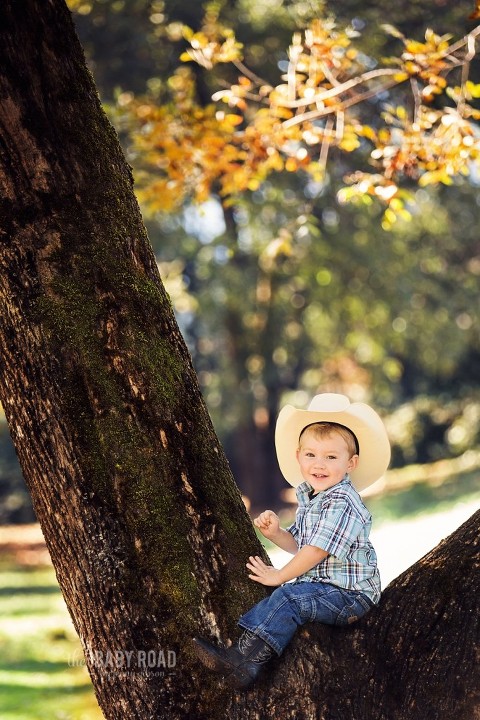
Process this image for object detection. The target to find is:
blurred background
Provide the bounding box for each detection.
[1,0,479,717]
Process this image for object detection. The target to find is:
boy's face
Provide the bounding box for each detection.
[296,430,358,493]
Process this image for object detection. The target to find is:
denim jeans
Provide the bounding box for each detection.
[238,581,374,656]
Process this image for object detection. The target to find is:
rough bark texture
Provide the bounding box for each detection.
[0,1,267,717]
[0,2,479,719]
[238,509,479,720]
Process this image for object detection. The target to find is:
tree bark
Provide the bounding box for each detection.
[0,1,267,717]
[0,2,478,720]
[242,509,479,720]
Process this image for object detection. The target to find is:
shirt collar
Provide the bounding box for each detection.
[296,474,351,504]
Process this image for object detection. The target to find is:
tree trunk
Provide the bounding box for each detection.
[0,2,478,719]
[0,1,267,717]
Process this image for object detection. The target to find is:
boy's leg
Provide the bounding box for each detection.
[193,583,372,688]
[238,582,373,655]
[192,630,276,689]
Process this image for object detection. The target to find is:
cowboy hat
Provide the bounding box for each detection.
[275,393,390,491]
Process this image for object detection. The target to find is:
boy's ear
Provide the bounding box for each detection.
[348,454,359,471]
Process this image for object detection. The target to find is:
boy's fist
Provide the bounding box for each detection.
[253,510,280,538]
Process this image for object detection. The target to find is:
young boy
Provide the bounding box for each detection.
[193,393,390,689]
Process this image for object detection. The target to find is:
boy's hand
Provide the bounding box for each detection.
[246,556,282,586]
[253,510,280,539]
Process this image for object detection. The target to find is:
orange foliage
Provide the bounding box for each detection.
[124,12,480,226]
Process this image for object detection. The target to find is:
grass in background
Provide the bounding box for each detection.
[364,467,480,525]
[0,560,102,720]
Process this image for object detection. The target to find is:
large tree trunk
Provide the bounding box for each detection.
[0,2,478,719]
[0,1,267,717]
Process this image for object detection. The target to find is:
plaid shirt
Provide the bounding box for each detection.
[287,476,381,603]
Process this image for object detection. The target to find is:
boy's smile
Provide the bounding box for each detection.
[296,431,358,492]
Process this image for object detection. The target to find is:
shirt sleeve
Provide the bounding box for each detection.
[304,497,364,559]
[286,521,298,540]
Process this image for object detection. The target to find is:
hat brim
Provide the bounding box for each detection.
[275,402,390,492]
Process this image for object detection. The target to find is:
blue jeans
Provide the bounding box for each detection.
[238,581,374,656]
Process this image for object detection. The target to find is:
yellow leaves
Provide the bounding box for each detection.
[285,157,298,172]
[212,77,254,112]
[446,81,480,121]
[305,161,327,184]
[464,106,480,120]
[124,72,246,212]
[338,132,360,152]
[137,180,182,214]
[265,151,285,174]
[135,104,154,119]
[338,173,412,230]
[418,169,454,187]
[359,101,480,201]
[180,24,243,69]
[124,12,480,220]
[464,80,480,99]
[215,112,243,129]
[402,29,452,61]
[357,124,377,142]
[395,106,408,121]
[125,70,298,212]
[66,0,92,14]
[404,40,426,54]
[337,80,480,221]
[272,106,295,121]
[382,26,457,102]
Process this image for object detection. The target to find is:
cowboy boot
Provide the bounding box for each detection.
[192,630,276,689]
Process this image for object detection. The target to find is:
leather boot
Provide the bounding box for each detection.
[192,630,276,689]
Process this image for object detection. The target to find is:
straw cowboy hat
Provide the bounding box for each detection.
[275,393,391,491]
